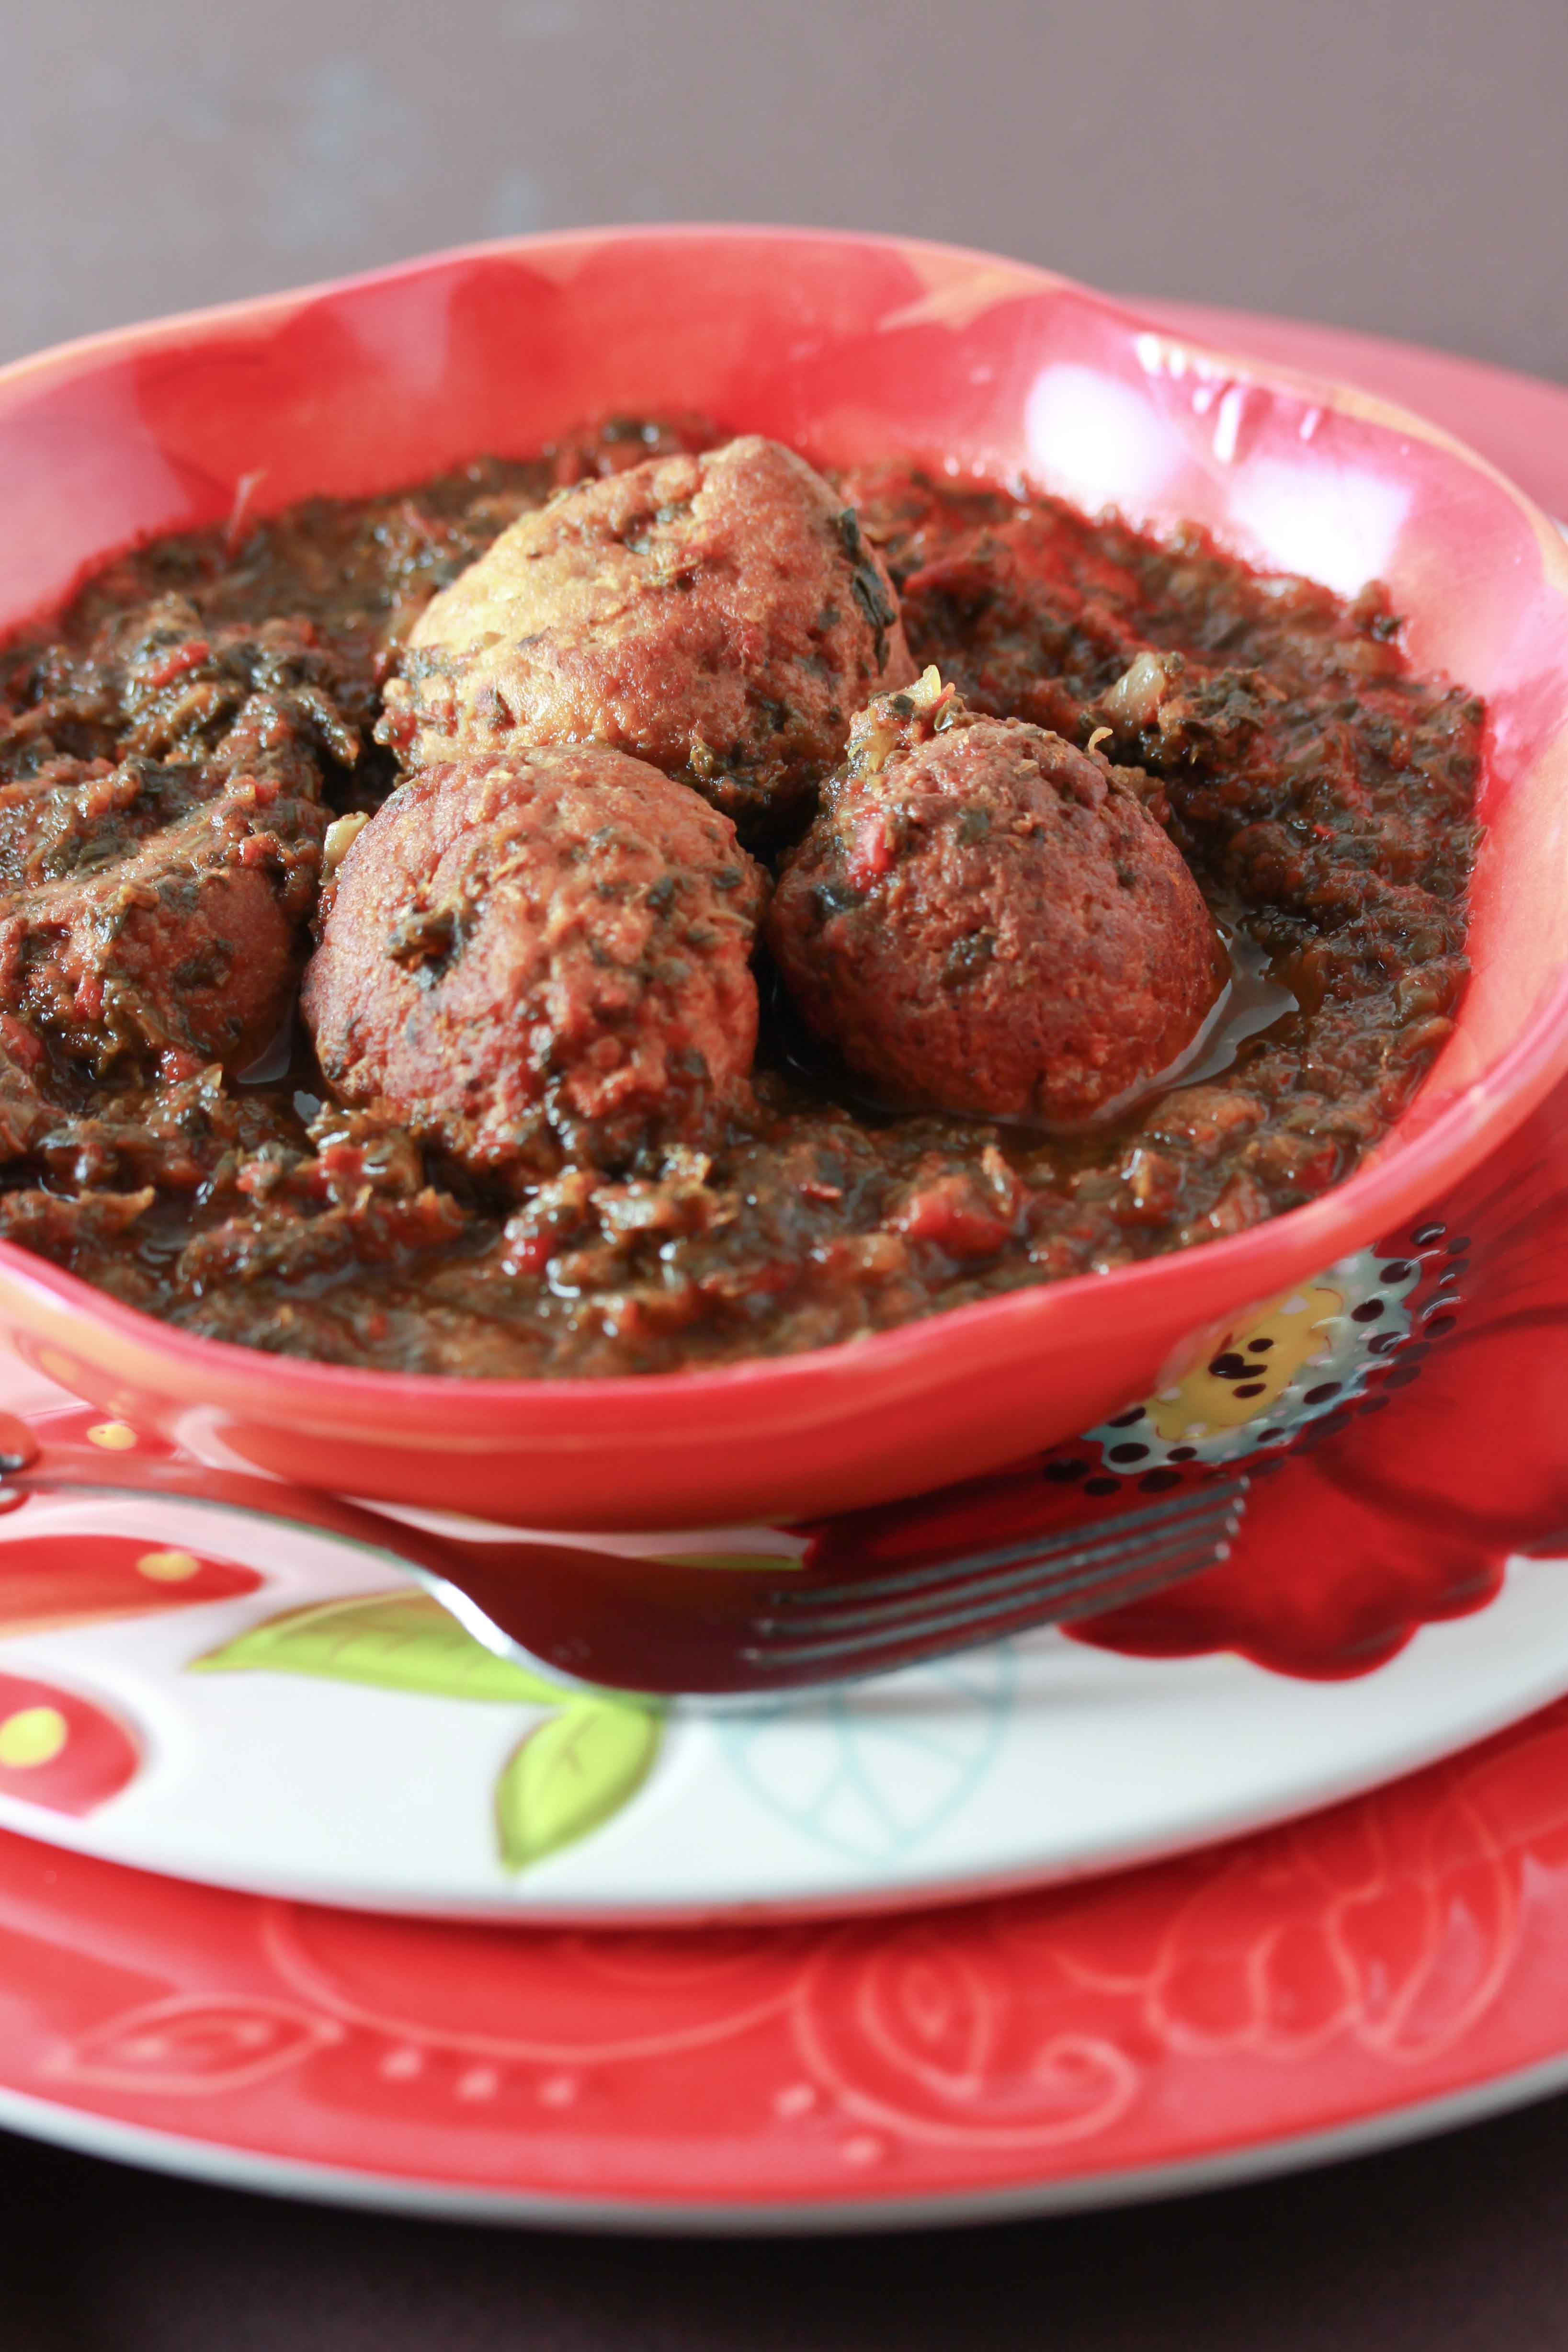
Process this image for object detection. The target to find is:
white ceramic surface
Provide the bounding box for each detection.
[4,1377,1568,1923]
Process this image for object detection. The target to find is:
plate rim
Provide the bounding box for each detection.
[3,306,1568,2225]
[4,2044,1568,2236]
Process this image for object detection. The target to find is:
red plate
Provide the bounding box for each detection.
[0,307,1566,2227]
[5,1669,1568,2225]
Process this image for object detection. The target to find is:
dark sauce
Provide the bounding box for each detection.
[0,424,1482,1378]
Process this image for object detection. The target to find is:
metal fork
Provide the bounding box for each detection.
[0,1418,1247,1701]
[409,1476,1251,1700]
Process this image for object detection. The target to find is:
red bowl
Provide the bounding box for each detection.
[1,225,1566,1532]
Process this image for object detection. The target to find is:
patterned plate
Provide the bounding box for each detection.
[1,306,1568,2220]
[7,1613,1568,2225]
[0,1136,1566,1923]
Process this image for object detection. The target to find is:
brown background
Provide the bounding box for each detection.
[7,0,1566,380]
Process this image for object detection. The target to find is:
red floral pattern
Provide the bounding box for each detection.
[49,1995,343,2093]
[3,1692,1568,2207]
[0,1669,137,1814]
[0,1532,262,1639]
[1071,1078,1568,1675]
[807,1070,1568,1682]
[0,252,1560,2219]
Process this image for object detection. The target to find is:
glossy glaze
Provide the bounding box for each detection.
[4,305,1568,2227]
[0,231,1566,1528]
[4,1674,1568,2217]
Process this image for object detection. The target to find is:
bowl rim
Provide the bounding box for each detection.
[2,218,1567,1416]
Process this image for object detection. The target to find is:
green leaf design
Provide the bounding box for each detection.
[190,1590,571,1706]
[194,1589,667,1873]
[495,1701,661,1871]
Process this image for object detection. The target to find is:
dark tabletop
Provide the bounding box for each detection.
[5,2091,1568,2351]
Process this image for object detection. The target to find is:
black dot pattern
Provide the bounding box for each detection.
[1052,1220,1454,1499]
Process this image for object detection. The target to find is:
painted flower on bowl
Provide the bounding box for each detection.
[802,1068,1568,1681]
[1070,1076,1568,1676]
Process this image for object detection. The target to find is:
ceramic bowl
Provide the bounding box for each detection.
[0,226,1566,1531]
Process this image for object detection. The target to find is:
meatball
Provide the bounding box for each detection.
[0,749,325,1077]
[301,746,769,1182]
[768,673,1227,1125]
[379,435,918,848]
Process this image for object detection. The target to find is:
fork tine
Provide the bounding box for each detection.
[759,1488,1246,1635]
[743,1486,1247,1673]
[781,1482,1246,1606]
[740,1535,1236,1675]
[745,1524,1232,1650]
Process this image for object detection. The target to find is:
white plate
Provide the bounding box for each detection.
[2,1346,1567,1922]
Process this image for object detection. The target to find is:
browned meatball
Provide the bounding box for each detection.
[379,436,918,848]
[0,749,324,1078]
[301,746,769,1182]
[768,674,1227,1125]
